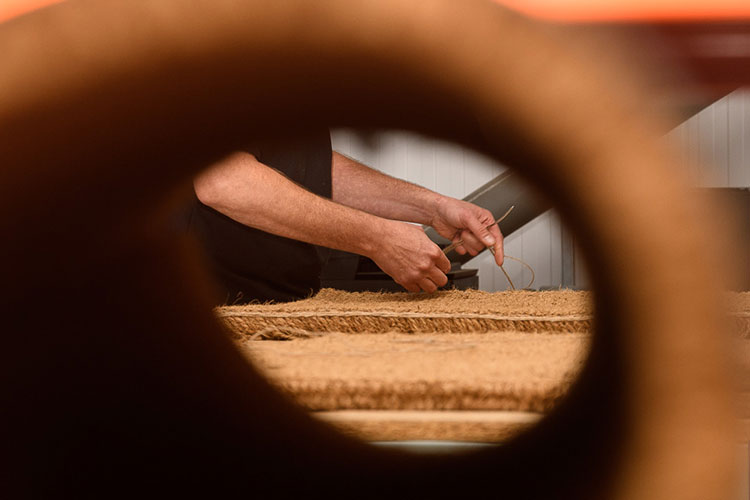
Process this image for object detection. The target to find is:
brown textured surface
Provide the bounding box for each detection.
[313,410,541,443]
[235,289,750,441]
[222,289,593,315]
[220,289,750,338]
[243,330,749,441]
[219,289,594,336]
[728,292,750,338]
[737,338,750,431]
[240,331,589,412]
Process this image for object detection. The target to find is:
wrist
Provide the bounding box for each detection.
[354,216,392,259]
[429,194,451,227]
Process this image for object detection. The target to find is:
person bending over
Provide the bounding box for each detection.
[187,128,504,304]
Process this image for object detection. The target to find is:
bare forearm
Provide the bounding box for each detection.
[331,151,441,225]
[194,152,385,257]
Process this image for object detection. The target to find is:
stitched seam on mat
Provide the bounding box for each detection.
[214,310,593,322]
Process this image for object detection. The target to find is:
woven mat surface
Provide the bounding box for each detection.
[221,289,592,315]
[313,410,542,443]
[240,331,589,412]
[226,290,750,440]
[220,289,750,338]
[219,289,595,336]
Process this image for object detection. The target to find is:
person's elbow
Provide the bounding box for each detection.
[194,151,258,209]
[193,168,226,208]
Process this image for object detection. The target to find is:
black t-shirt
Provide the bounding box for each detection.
[187,128,332,304]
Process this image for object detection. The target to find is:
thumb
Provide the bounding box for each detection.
[465,217,495,247]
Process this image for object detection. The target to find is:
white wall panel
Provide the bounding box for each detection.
[669,88,750,188]
[548,213,564,287]
[713,95,730,186]
[375,132,409,181]
[736,89,750,187]
[520,214,551,289]
[728,90,748,187]
[697,101,717,184]
[686,109,703,179]
[344,130,380,171]
[330,128,352,157]
[500,231,524,291]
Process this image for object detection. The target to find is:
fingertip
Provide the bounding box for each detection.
[439,257,451,274]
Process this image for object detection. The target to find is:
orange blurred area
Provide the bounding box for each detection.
[0,0,62,23]
[2,0,750,24]
[495,0,750,22]
[1,0,748,104]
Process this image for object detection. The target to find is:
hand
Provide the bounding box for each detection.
[368,220,451,293]
[430,197,504,266]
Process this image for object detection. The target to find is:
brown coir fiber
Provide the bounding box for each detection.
[728,292,750,338]
[219,289,750,339]
[313,410,542,443]
[239,330,589,413]
[228,290,750,421]
[226,290,596,418]
[217,289,594,338]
